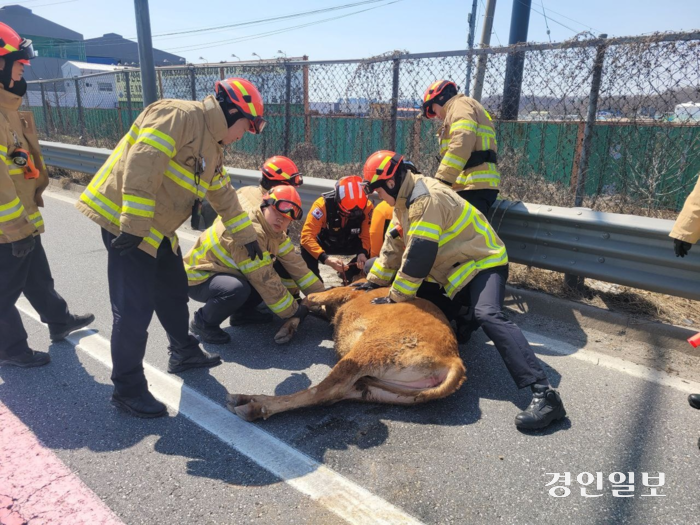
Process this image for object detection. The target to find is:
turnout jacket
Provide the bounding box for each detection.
[237,184,266,210]
[301,195,373,260]
[0,86,49,243]
[367,172,508,302]
[184,204,324,318]
[435,94,500,192]
[670,175,700,244]
[76,96,256,257]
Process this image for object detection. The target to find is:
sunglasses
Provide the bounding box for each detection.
[272,199,302,221]
[248,116,267,134]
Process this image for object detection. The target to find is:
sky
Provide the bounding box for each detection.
[8,0,700,63]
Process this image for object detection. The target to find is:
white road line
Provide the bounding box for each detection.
[16,298,423,525]
[44,188,700,395]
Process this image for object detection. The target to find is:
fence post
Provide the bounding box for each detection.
[390,57,400,151]
[283,62,292,156]
[157,69,164,99]
[574,35,607,207]
[125,72,133,123]
[189,66,197,101]
[74,77,86,145]
[40,82,50,137]
[303,55,310,144]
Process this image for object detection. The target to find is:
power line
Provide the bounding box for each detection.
[517,0,579,35]
[535,4,598,33]
[540,0,552,42]
[165,0,403,54]
[24,0,78,7]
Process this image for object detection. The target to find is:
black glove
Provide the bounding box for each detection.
[371,296,394,305]
[245,240,264,261]
[292,304,309,322]
[111,232,143,256]
[350,281,381,292]
[11,235,35,258]
[674,238,692,258]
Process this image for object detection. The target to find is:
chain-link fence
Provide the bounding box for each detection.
[22,31,700,214]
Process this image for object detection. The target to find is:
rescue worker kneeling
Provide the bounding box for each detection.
[184,186,324,344]
[300,175,373,283]
[357,150,567,431]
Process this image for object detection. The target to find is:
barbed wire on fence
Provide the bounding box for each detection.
[22,31,700,215]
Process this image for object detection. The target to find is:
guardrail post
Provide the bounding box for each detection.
[574,34,608,207]
[40,82,50,138]
[74,77,86,145]
[390,57,400,151]
[189,65,197,101]
[283,62,292,156]
[125,72,133,123]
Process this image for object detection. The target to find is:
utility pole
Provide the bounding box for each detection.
[501,0,532,120]
[472,0,497,102]
[464,0,479,96]
[134,0,157,107]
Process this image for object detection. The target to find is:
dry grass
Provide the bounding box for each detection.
[508,263,700,328]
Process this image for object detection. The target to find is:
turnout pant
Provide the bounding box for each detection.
[188,274,262,327]
[0,236,71,357]
[102,229,201,397]
[301,246,362,283]
[455,189,499,219]
[454,265,548,389]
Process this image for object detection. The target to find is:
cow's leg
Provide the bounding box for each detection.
[227,359,365,421]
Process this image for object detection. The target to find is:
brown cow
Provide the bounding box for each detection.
[226,286,466,421]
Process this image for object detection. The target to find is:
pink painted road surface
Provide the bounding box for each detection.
[0,401,124,525]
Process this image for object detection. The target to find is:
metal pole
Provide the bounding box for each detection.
[40,82,50,137]
[125,72,133,122]
[389,58,400,151]
[189,65,197,101]
[574,35,608,207]
[134,0,157,106]
[74,77,85,145]
[472,0,497,102]
[465,0,478,96]
[303,55,310,144]
[501,0,532,120]
[283,63,292,156]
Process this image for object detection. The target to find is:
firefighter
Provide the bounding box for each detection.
[422,80,500,217]
[76,78,265,418]
[300,175,373,283]
[669,174,700,410]
[369,199,394,258]
[184,185,324,344]
[355,150,566,430]
[235,155,306,324]
[0,22,94,368]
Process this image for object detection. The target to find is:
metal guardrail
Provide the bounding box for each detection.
[40,141,700,301]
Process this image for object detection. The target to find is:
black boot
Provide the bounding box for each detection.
[168,347,221,374]
[50,313,95,342]
[189,317,230,345]
[229,309,273,326]
[111,390,167,418]
[515,389,567,430]
[0,349,50,368]
[689,394,700,410]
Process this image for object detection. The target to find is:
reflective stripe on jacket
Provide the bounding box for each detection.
[435,94,500,192]
[184,204,324,319]
[0,87,49,243]
[670,175,700,244]
[367,172,508,302]
[75,95,256,257]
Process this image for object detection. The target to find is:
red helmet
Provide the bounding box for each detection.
[335,175,368,214]
[0,23,35,66]
[261,156,303,186]
[422,80,457,119]
[215,77,266,134]
[262,185,303,220]
[362,150,404,191]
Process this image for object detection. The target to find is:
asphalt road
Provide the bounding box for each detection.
[1,188,699,525]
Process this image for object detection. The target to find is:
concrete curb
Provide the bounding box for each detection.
[505,285,700,357]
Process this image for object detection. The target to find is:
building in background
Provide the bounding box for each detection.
[84,33,184,66]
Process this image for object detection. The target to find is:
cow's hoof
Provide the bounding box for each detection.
[226,393,252,407]
[230,402,262,421]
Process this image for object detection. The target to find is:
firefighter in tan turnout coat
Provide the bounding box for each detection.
[76,77,266,418]
[357,150,567,430]
[0,21,93,369]
[185,185,324,344]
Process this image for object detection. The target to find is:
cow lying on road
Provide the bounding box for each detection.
[227,286,467,421]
